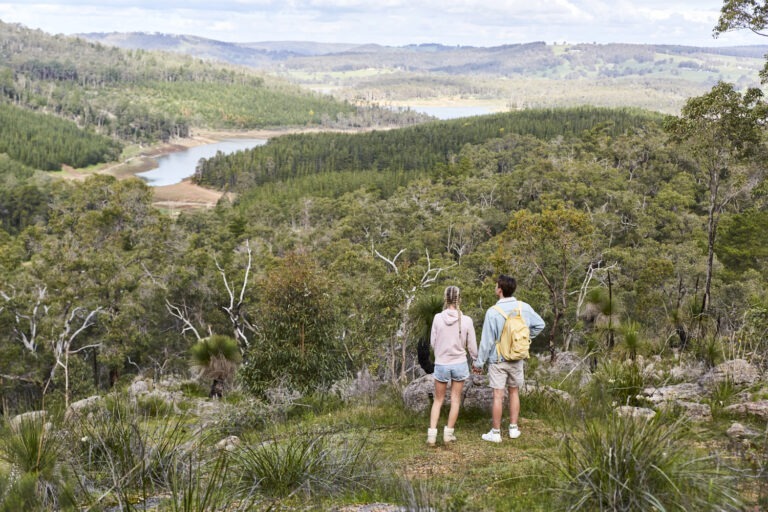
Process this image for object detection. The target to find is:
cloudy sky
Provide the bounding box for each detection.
[0,1,761,47]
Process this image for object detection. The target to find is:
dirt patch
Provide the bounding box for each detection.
[152,180,234,212]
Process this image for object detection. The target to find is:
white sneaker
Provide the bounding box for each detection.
[443,427,457,444]
[427,428,437,447]
[509,425,521,439]
[482,429,502,443]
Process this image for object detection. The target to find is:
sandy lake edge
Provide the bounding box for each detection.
[62,127,368,211]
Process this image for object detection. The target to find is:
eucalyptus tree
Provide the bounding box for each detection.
[165,239,259,354]
[715,1,768,35]
[0,282,102,408]
[500,205,600,359]
[239,252,346,396]
[24,175,179,390]
[664,82,768,318]
[715,0,768,80]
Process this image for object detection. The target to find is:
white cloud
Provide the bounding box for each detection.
[0,0,760,46]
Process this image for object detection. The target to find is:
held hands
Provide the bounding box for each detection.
[472,366,484,375]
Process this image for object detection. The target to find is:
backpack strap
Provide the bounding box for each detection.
[492,305,508,361]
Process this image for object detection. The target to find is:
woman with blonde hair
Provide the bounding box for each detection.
[427,285,478,446]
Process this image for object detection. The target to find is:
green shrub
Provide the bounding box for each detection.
[137,394,175,417]
[737,304,768,369]
[522,385,572,421]
[0,472,47,512]
[217,398,270,436]
[239,253,348,398]
[178,380,212,398]
[553,414,741,511]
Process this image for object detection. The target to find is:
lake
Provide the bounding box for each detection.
[138,138,266,187]
[138,108,493,187]
[407,105,496,119]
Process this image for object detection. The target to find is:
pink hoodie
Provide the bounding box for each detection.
[430,309,478,365]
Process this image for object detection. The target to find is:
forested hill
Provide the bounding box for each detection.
[0,20,417,149]
[194,107,662,192]
[0,103,120,171]
[77,31,768,114]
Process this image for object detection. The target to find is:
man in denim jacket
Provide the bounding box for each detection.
[473,274,545,443]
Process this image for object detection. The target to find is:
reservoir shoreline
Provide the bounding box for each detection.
[63,126,375,211]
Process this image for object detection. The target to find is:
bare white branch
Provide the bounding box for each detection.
[165,300,202,341]
[239,239,252,305]
[218,240,255,351]
[419,249,456,288]
[44,305,103,408]
[374,248,404,274]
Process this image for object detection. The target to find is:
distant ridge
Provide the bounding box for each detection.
[77,32,366,61]
[72,28,768,114]
[77,31,768,75]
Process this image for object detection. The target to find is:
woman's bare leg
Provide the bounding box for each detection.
[430,380,447,429]
[446,380,464,428]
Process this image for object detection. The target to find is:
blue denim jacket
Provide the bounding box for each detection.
[474,297,545,368]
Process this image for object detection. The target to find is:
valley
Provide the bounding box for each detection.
[0,15,766,512]
[81,32,768,114]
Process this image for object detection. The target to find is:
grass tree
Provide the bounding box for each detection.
[619,319,642,361]
[190,334,241,398]
[500,204,599,360]
[411,294,444,374]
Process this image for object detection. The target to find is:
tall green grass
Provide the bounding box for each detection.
[0,416,77,511]
[552,414,742,511]
[165,451,248,512]
[587,359,644,408]
[71,395,190,510]
[233,429,378,500]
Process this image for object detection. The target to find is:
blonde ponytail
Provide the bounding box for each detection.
[443,285,462,341]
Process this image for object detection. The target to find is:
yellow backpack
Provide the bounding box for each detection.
[493,304,531,361]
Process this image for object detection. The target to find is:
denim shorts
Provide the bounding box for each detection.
[433,362,470,383]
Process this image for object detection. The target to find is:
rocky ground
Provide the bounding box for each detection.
[403,352,768,430]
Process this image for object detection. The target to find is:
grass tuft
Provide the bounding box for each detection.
[552,413,742,511]
[233,428,378,500]
[0,416,77,510]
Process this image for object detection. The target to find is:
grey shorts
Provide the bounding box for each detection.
[488,360,524,389]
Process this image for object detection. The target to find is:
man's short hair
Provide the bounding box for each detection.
[497,274,517,297]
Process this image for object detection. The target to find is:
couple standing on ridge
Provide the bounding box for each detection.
[427,274,545,446]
